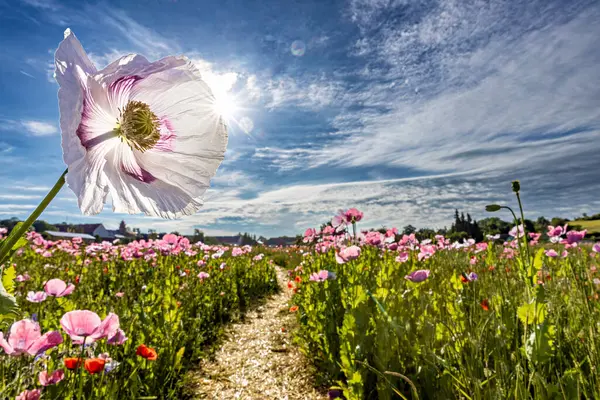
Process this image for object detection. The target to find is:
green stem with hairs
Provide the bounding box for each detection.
[514,190,531,263]
[0,168,67,266]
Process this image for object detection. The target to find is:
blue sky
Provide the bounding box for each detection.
[1,0,599,236]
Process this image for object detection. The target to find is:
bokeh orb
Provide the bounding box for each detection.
[239,116,254,134]
[291,40,306,56]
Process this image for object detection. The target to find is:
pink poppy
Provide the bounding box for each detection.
[162,234,179,245]
[345,208,363,223]
[198,271,210,280]
[547,224,567,243]
[26,291,48,303]
[107,329,128,345]
[545,249,558,258]
[60,311,120,344]
[335,246,361,264]
[303,228,317,243]
[16,389,41,400]
[16,274,31,282]
[565,230,586,245]
[405,270,431,283]
[395,252,409,263]
[115,292,124,298]
[0,319,63,356]
[309,270,330,282]
[418,245,435,261]
[331,210,347,231]
[44,279,75,297]
[39,369,65,386]
[232,247,243,257]
[593,243,600,253]
[509,225,525,238]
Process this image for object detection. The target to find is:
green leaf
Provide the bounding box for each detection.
[518,302,546,326]
[525,323,555,364]
[174,346,185,371]
[0,279,19,316]
[2,265,16,295]
[518,303,535,326]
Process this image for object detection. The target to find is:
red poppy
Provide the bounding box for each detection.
[75,275,80,284]
[480,299,490,311]
[184,269,190,275]
[136,344,158,361]
[293,288,299,294]
[287,281,294,289]
[294,276,302,283]
[488,265,495,272]
[64,357,83,370]
[289,305,299,313]
[102,267,108,274]
[84,358,106,374]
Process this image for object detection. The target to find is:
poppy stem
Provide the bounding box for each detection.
[0,168,67,267]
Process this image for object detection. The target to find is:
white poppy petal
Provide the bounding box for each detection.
[55,28,97,166]
[95,55,187,86]
[105,144,202,218]
[77,77,119,149]
[66,139,117,215]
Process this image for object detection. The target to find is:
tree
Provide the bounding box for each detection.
[118,220,127,235]
[403,225,417,235]
[192,229,205,243]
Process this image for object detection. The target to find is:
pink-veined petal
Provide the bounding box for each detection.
[60,310,102,339]
[59,284,75,297]
[44,279,67,296]
[0,332,14,355]
[27,331,63,356]
[91,313,120,340]
[8,320,41,355]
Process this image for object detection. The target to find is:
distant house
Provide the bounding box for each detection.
[265,237,297,247]
[45,231,96,241]
[212,235,243,246]
[53,223,126,241]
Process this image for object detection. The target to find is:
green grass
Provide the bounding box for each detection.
[572,219,600,233]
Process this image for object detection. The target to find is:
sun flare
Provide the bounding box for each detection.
[213,92,238,120]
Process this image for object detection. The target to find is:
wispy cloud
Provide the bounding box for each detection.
[21,120,58,136]
[19,70,35,79]
[98,8,179,58]
[0,194,42,200]
[8,185,52,192]
[19,0,59,10]
[0,119,58,136]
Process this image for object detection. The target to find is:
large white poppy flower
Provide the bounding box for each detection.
[54,29,228,218]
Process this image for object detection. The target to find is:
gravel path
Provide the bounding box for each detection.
[188,267,328,400]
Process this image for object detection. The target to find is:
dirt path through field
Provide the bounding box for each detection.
[188,267,328,400]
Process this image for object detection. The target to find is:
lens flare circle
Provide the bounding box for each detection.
[291,40,306,56]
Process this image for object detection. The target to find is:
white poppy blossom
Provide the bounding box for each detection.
[54,29,228,218]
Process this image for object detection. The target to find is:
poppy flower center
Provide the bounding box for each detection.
[114,101,161,152]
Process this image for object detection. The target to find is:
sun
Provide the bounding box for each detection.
[213,92,238,121]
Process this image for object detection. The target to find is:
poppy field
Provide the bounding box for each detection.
[0,231,277,399]
[288,207,600,399]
